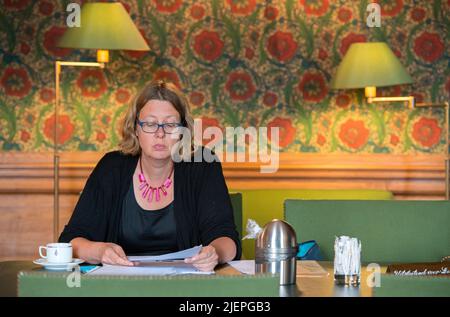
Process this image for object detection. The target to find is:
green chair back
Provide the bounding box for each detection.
[284,200,450,263]
[373,275,450,297]
[230,189,393,259]
[229,192,242,240]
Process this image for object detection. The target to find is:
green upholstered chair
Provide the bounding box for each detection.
[229,192,242,240]
[229,189,393,259]
[18,271,279,297]
[284,200,450,263]
[373,275,450,297]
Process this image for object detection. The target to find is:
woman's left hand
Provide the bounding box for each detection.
[184,245,219,272]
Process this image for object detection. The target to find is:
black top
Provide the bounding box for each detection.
[118,183,178,256]
[59,148,241,260]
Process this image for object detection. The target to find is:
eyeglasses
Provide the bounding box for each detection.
[136,120,183,134]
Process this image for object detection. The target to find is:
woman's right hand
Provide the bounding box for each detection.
[97,242,134,266]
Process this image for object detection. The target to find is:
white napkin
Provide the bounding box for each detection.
[333,236,361,276]
[242,219,263,240]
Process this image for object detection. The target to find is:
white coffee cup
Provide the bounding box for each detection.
[39,243,73,263]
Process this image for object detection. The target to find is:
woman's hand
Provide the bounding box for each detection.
[184,245,219,272]
[97,242,134,266]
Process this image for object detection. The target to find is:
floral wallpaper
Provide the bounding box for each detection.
[0,0,449,154]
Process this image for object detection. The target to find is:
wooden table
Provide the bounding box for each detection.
[0,260,386,297]
[216,261,386,297]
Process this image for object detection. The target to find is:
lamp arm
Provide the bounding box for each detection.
[367,96,415,109]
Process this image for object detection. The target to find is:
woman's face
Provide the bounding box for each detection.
[137,99,181,160]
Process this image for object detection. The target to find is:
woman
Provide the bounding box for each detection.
[59,81,241,272]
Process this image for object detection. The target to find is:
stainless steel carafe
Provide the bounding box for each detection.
[255,219,298,285]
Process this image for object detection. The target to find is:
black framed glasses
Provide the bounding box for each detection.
[136,120,183,134]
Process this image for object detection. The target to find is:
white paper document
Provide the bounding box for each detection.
[88,261,213,276]
[228,260,255,275]
[228,260,328,277]
[87,246,213,276]
[127,245,202,263]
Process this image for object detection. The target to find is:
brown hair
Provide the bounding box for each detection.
[119,80,194,155]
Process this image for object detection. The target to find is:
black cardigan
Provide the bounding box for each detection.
[59,149,241,260]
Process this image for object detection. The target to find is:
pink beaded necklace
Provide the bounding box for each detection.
[138,158,173,202]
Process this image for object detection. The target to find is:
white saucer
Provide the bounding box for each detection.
[33,258,84,271]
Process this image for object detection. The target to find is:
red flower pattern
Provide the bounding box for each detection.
[39,1,53,16]
[20,130,31,142]
[339,119,370,150]
[374,0,403,17]
[152,0,183,13]
[43,114,75,145]
[3,0,31,10]
[317,134,326,146]
[340,33,366,56]
[226,0,256,15]
[390,134,400,146]
[225,71,256,102]
[264,6,278,20]
[263,92,278,107]
[43,26,72,58]
[76,69,107,98]
[335,93,351,108]
[153,69,182,90]
[412,117,442,148]
[171,47,181,58]
[414,32,444,63]
[245,47,255,59]
[298,72,328,103]
[267,117,296,148]
[193,30,224,62]
[0,67,32,98]
[411,8,426,22]
[299,0,329,16]
[190,4,205,20]
[40,88,55,103]
[189,92,205,107]
[20,43,30,55]
[115,89,131,104]
[96,131,106,143]
[318,49,328,60]
[267,31,298,63]
[337,7,352,23]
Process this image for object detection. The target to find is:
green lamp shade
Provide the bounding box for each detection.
[330,42,413,89]
[57,3,149,51]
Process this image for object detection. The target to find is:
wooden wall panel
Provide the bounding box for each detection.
[0,194,77,261]
[0,151,447,259]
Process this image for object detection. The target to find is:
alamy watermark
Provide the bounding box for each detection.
[66,3,80,28]
[366,263,381,288]
[366,3,381,27]
[169,119,280,173]
[66,265,81,288]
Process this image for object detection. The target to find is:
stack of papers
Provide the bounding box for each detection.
[127,245,202,263]
[88,246,213,276]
